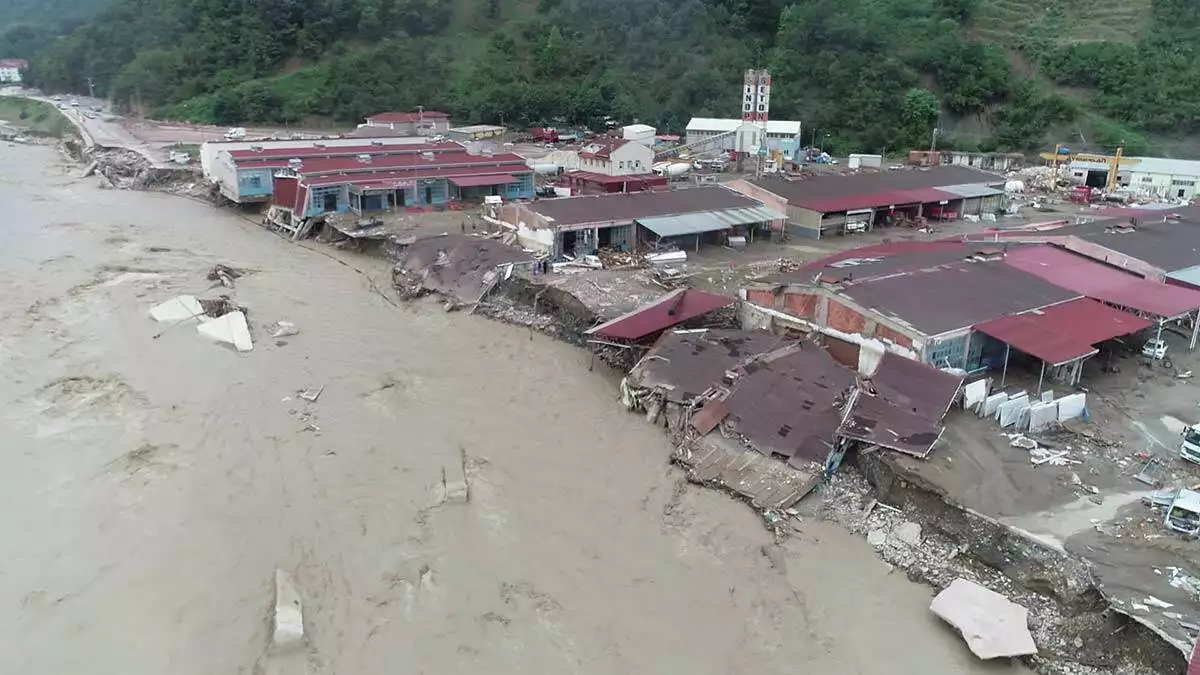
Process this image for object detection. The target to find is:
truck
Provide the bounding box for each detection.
[225,127,247,141]
[531,127,559,143]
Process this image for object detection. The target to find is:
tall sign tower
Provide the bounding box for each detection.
[741,69,770,123]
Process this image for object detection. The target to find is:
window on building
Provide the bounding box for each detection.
[619,161,625,169]
[1142,176,1154,183]
[926,336,967,369]
[1172,179,1196,187]
[247,175,262,188]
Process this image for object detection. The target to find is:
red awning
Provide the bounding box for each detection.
[449,174,517,188]
[974,297,1152,366]
[584,289,733,341]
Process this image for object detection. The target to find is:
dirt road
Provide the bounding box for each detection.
[0,142,1028,675]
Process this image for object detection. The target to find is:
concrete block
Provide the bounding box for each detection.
[931,578,1038,659]
[1040,390,1054,403]
[997,395,1029,428]
[272,570,304,651]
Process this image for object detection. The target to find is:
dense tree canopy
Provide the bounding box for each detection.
[16,0,1200,152]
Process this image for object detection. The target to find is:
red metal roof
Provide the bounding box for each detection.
[584,289,733,341]
[1189,638,1200,675]
[302,166,526,188]
[0,59,27,69]
[974,297,1152,366]
[1004,245,1200,318]
[797,187,961,213]
[564,170,667,186]
[580,139,629,159]
[367,111,449,123]
[449,174,517,187]
[229,142,456,161]
[238,152,528,179]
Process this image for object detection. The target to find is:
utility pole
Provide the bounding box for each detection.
[930,126,940,154]
[86,76,95,99]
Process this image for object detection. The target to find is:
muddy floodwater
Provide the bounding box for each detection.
[0,144,1029,674]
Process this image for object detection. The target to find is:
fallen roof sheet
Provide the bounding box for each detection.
[1004,245,1200,318]
[838,392,943,458]
[584,289,733,341]
[197,311,253,352]
[627,329,786,404]
[636,205,786,238]
[974,297,1151,366]
[838,260,1080,336]
[931,579,1038,660]
[724,343,857,466]
[448,173,517,187]
[869,351,963,422]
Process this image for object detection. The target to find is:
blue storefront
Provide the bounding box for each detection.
[305,172,535,217]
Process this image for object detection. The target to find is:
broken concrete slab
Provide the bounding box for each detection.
[867,528,888,548]
[890,521,923,547]
[149,295,206,324]
[998,396,1028,428]
[272,569,304,652]
[931,578,1037,659]
[196,310,253,352]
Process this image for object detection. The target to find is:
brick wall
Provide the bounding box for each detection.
[826,298,866,334]
[875,323,914,348]
[782,291,818,318]
[746,289,776,308]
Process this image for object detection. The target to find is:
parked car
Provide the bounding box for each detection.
[1143,338,1169,360]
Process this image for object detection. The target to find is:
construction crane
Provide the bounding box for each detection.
[1039,143,1140,194]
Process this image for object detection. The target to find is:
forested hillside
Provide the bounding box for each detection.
[20,0,1200,154]
[0,0,108,58]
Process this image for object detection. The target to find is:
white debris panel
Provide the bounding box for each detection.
[931,578,1038,660]
[149,295,207,323]
[196,310,253,352]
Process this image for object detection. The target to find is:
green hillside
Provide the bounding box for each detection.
[20,0,1200,154]
[0,0,109,58]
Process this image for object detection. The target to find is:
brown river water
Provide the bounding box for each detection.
[0,143,1028,674]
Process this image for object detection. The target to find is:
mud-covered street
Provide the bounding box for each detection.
[0,143,1030,674]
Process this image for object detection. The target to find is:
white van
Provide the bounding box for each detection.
[1180,424,1200,464]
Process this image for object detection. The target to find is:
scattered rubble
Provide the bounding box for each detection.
[206,264,244,288]
[268,321,299,338]
[931,578,1039,659]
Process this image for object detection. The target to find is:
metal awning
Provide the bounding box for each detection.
[636,206,786,238]
[974,297,1152,366]
[939,183,1004,199]
[449,174,517,188]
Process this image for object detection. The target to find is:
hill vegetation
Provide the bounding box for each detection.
[0,0,107,58]
[18,0,1200,154]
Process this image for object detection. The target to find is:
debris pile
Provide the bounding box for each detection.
[207,264,244,288]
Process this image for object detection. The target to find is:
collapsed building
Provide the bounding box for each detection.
[620,329,962,510]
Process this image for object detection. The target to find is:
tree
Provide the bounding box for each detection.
[901,88,940,148]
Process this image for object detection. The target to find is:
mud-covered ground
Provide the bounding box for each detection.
[0,142,1033,674]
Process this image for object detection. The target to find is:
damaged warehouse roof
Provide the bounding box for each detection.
[838,352,964,458]
[585,289,733,342]
[626,330,961,465]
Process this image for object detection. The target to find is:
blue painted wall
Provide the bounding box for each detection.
[237,169,274,199]
[307,185,348,217]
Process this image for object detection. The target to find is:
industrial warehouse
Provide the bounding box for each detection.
[493,185,784,257]
[728,165,1007,239]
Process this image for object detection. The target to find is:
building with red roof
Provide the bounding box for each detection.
[741,238,1200,390]
[728,166,1006,239]
[362,110,451,136]
[219,139,533,219]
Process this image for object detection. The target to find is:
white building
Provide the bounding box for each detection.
[684,117,803,157]
[1070,156,1200,201]
[622,124,656,146]
[0,59,27,84]
[579,139,654,176]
